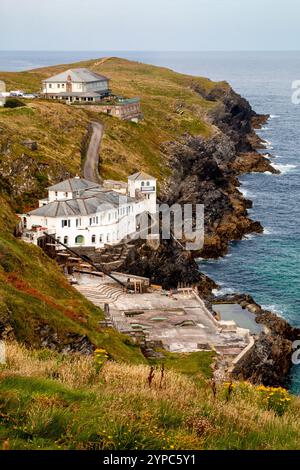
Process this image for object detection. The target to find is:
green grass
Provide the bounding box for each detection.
[150,351,214,380]
[1,343,300,450]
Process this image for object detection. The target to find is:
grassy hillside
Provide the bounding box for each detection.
[0,57,225,210]
[0,57,225,359]
[1,342,300,450]
[0,196,145,363]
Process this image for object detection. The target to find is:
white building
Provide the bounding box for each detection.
[42,68,110,103]
[20,173,157,249]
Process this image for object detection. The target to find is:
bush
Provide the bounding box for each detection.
[4,98,26,108]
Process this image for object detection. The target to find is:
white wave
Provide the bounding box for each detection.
[261,304,284,317]
[270,114,280,119]
[272,163,298,174]
[263,228,272,235]
[212,287,236,297]
[239,187,249,197]
[261,140,274,150]
[243,234,256,241]
[242,189,257,199]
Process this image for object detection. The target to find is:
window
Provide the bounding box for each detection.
[49,84,52,89]
[61,220,70,228]
[64,236,68,245]
[107,234,110,242]
[147,181,150,186]
[62,83,65,88]
[76,218,81,227]
[55,191,58,197]
[75,235,85,245]
[91,235,96,244]
[89,218,92,226]
[65,192,68,198]
[141,181,145,186]
[99,234,103,243]
[57,84,60,89]
[108,213,111,222]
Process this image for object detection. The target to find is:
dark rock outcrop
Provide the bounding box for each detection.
[36,324,95,355]
[213,293,300,386]
[232,333,293,387]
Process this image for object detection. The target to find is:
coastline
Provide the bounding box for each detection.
[0,55,296,388]
[118,90,297,387]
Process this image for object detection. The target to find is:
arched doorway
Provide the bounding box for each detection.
[75,235,85,245]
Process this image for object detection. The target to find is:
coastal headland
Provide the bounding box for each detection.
[0,57,295,388]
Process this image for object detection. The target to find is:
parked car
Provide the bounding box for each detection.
[22,93,37,99]
[10,90,24,97]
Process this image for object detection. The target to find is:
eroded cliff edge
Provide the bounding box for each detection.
[120,85,297,387]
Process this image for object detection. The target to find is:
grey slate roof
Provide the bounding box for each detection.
[48,177,100,193]
[128,171,156,181]
[28,189,136,218]
[43,68,109,83]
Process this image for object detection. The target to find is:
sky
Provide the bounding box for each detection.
[0,0,299,51]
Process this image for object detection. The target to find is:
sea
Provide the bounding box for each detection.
[1,50,300,391]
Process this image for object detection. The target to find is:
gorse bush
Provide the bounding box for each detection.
[257,385,291,416]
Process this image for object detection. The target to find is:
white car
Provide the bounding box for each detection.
[10,90,24,97]
[22,93,36,99]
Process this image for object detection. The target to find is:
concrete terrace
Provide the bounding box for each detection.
[73,273,251,356]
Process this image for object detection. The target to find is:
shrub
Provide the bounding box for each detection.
[4,98,26,108]
[257,385,291,416]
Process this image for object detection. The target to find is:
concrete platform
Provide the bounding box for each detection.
[74,273,251,355]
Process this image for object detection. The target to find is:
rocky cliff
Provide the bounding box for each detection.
[0,58,294,385]
[119,84,295,386]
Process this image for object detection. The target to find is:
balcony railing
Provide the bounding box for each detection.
[140,186,155,192]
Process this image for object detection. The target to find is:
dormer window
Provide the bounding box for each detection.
[141,182,145,186]
[146,181,150,186]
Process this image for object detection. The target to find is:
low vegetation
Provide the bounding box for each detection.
[1,342,300,450]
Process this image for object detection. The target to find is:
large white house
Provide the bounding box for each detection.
[20,172,157,249]
[42,68,110,103]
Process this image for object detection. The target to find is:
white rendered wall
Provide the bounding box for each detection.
[26,202,137,249]
[128,178,157,214]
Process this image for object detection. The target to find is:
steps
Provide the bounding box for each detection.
[75,283,124,306]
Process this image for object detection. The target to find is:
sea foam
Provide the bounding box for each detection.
[272,163,297,174]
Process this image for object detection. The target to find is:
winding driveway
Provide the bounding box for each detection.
[83,121,104,183]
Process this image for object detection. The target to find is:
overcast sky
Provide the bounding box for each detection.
[1,0,299,51]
